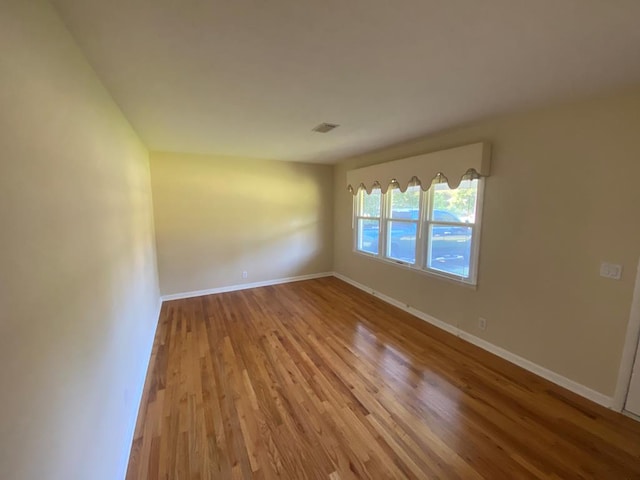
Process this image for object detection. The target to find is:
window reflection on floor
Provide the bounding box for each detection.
[351,320,461,423]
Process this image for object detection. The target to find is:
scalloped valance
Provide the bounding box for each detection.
[346,142,491,194]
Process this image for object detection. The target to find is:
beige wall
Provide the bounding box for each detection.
[1,4,638,479]
[334,87,640,397]
[151,152,333,296]
[0,2,160,479]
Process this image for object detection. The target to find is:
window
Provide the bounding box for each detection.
[354,188,382,255]
[352,178,483,285]
[426,179,479,280]
[386,184,420,264]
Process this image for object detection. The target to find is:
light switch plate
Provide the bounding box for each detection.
[600,262,622,280]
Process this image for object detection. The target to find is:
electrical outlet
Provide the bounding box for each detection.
[478,317,487,331]
[242,271,248,279]
[600,262,622,280]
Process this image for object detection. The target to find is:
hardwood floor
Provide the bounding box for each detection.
[126,277,640,479]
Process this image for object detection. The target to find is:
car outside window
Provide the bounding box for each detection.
[353,178,483,285]
[386,185,420,264]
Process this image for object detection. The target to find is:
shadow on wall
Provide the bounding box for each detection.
[150,152,334,295]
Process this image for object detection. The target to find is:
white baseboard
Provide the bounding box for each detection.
[333,272,613,409]
[159,271,613,408]
[456,331,612,407]
[161,272,334,301]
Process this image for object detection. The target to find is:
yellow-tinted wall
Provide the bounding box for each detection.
[334,87,640,397]
[0,1,160,479]
[150,152,333,296]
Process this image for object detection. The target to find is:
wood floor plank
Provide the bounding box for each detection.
[127,277,640,479]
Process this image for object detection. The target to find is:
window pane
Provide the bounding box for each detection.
[389,185,420,220]
[357,219,379,254]
[432,179,478,223]
[360,189,381,217]
[387,221,417,263]
[428,224,472,277]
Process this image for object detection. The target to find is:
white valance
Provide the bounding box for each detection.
[346,142,491,194]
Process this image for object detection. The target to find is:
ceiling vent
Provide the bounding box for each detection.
[312,122,340,133]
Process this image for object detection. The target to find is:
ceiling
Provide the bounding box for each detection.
[51,0,640,164]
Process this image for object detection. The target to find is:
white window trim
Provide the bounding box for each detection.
[383,186,421,262]
[352,179,485,287]
[353,190,383,256]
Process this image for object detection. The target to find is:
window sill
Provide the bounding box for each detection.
[353,250,478,290]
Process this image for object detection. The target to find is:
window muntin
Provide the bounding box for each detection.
[355,188,382,255]
[352,178,483,285]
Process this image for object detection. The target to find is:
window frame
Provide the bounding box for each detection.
[352,178,485,286]
[384,184,422,265]
[423,178,484,285]
[353,188,383,256]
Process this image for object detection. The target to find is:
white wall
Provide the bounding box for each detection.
[0,1,160,479]
[334,87,640,399]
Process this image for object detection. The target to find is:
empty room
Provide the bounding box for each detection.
[3,0,640,479]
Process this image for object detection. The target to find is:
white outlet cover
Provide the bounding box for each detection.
[600,262,622,280]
